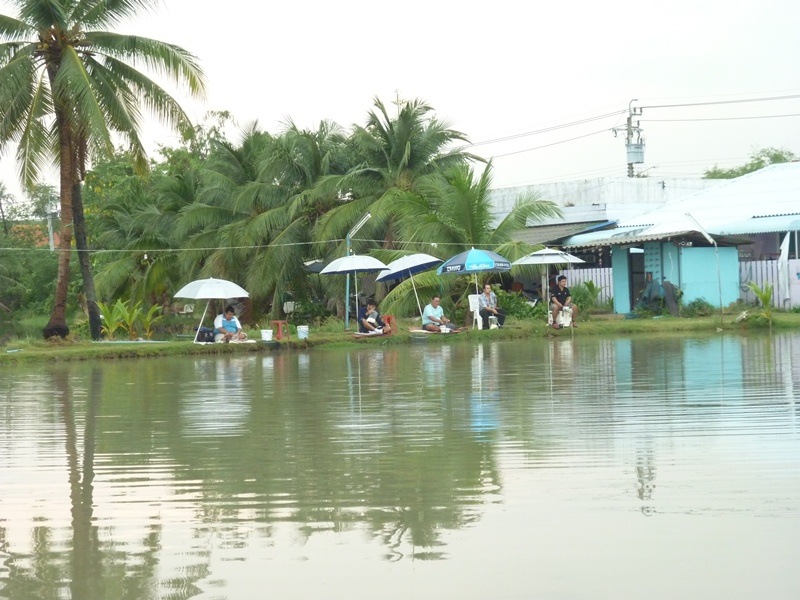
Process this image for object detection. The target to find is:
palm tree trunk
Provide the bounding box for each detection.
[72,180,102,340]
[43,114,74,339]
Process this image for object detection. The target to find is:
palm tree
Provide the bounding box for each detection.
[0,0,205,338]
[314,97,477,260]
[177,120,353,318]
[379,163,561,317]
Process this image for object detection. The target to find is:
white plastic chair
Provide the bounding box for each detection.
[468,294,482,330]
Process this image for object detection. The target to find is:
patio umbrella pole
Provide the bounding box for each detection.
[410,276,422,316]
[354,273,359,324]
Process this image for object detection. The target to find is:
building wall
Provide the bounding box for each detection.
[611,248,632,314]
[678,246,740,307]
[490,177,722,218]
[558,258,800,311]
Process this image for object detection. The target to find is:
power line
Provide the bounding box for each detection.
[640,93,800,110]
[643,112,800,122]
[465,109,627,149]
[483,128,612,159]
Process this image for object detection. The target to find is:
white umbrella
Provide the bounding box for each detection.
[320,255,388,327]
[174,277,250,343]
[376,253,441,316]
[512,247,584,304]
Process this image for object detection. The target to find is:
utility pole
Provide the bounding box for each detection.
[614,99,645,177]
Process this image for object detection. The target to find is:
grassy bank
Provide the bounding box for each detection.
[1,310,797,364]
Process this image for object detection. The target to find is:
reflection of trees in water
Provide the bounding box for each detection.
[149,348,504,557]
[0,365,204,600]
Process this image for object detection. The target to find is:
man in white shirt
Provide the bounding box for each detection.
[213,305,247,342]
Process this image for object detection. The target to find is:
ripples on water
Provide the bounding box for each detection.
[1,334,799,599]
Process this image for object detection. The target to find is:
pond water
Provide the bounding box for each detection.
[1,334,799,599]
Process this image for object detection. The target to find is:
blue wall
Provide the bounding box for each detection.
[611,247,632,314]
[678,246,740,307]
[609,243,740,313]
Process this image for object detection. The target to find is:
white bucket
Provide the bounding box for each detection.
[261,329,273,341]
[297,325,309,340]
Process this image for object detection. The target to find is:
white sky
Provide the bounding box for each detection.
[2,0,800,202]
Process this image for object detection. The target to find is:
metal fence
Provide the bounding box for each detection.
[565,267,614,302]
[739,259,800,308]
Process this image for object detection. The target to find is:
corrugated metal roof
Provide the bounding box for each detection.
[513,221,609,246]
[564,162,800,247]
[716,214,800,235]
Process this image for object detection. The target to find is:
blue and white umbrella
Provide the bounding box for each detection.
[437,248,511,293]
[376,253,442,316]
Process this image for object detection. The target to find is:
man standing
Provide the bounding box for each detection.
[551,275,579,328]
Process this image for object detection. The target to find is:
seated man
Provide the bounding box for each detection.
[213,305,248,342]
[358,299,391,334]
[478,283,506,329]
[422,295,458,332]
[550,275,579,329]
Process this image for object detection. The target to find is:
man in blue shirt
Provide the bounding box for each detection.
[422,295,458,332]
[213,305,247,342]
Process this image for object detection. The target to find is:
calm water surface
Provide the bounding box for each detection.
[1,334,799,599]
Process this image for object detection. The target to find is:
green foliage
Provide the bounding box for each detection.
[496,289,541,319]
[682,298,716,317]
[705,147,796,179]
[569,281,605,313]
[283,298,332,326]
[139,305,164,340]
[97,300,126,340]
[97,299,163,340]
[747,281,774,329]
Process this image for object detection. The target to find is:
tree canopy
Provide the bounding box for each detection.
[704,147,797,179]
[0,0,205,337]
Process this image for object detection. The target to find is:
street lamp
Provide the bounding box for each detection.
[344,212,371,328]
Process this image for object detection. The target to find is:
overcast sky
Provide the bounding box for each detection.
[2,0,800,202]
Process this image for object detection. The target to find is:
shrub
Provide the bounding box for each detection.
[497,289,541,320]
[682,298,716,318]
[747,281,774,330]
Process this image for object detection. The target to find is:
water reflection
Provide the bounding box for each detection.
[1,333,800,598]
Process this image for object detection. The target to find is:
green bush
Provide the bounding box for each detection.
[570,281,604,311]
[290,298,333,325]
[682,298,716,317]
[497,289,541,319]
